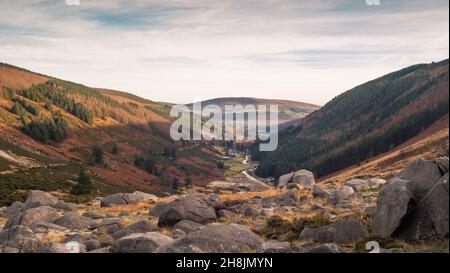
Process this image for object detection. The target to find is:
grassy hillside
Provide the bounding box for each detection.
[253,59,449,179]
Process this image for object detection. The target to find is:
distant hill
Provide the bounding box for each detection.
[252,59,449,179]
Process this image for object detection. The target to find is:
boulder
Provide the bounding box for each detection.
[368,178,386,188]
[0,201,24,218]
[398,159,443,200]
[111,220,158,240]
[101,192,155,207]
[277,172,294,189]
[291,170,315,189]
[373,178,414,238]
[173,220,203,234]
[332,186,355,204]
[82,211,109,220]
[54,213,97,230]
[5,206,60,229]
[172,229,186,239]
[96,218,123,234]
[111,232,173,253]
[0,225,39,253]
[345,179,370,191]
[84,239,101,251]
[218,210,236,219]
[299,220,368,243]
[305,243,343,253]
[313,185,332,199]
[132,191,158,203]
[256,240,292,253]
[158,195,216,227]
[364,206,377,217]
[434,157,449,174]
[243,206,260,217]
[149,203,168,217]
[37,242,86,253]
[155,223,263,253]
[53,201,77,212]
[22,190,59,211]
[395,173,449,242]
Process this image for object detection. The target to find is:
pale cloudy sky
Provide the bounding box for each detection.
[0,0,448,105]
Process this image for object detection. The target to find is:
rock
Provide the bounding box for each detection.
[277,172,294,189]
[291,170,315,189]
[243,206,259,217]
[0,225,39,253]
[332,186,355,204]
[96,218,123,234]
[88,247,111,253]
[155,223,263,253]
[282,189,299,201]
[368,178,386,188]
[373,178,414,238]
[206,194,223,209]
[23,190,59,211]
[173,220,203,234]
[99,235,115,247]
[364,206,377,217]
[313,185,331,199]
[395,173,449,242]
[84,239,101,251]
[5,206,60,229]
[278,231,297,242]
[262,194,297,208]
[82,211,108,220]
[149,203,168,217]
[398,159,443,200]
[305,243,343,253]
[0,201,24,218]
[256,240,292,253]
[434,157,449,174]
[37,241,86,253]
[218,210,236,219]
[101,192,154,207]
[111,232,173,253]
[299,220,368,243]
[29,222,68,233]
[158,195,216,227]
[111,220,158,240]
[53,201,77,212]
[54,213,97,230]
[345,179,370,191]
[172,229,186,239]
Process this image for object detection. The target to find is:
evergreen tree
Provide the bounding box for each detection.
[71,165,94,195]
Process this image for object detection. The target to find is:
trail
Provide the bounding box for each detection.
[241,156,272,189]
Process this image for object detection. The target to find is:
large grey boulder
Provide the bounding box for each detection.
[53,201,77,212]
[0,201,24,218]
[299,220,368,243]
[155,223,264,253]
[101,192,155,207]
[332,186,355,204]
[111,220,158,240]
[368,178,386,188]
[277,172,294,189]
[158,195,216,227]
[96,218,123,234]
[37,242,86,253]
[173,220,203,234]
[256,240,292,253]
[0,225,39,253]
[395,173,449,242]
[373,178,414,238]
[4,206,60,229]
[345,179,370,191]
[149,203,169,217]
[291,170,315,189]
[111,232,173,253]
[434,157,449,174]
[398,159,443,200]
[54,213,97,230]
[23,190,59,211]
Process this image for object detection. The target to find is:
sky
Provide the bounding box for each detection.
[0,0,448,105]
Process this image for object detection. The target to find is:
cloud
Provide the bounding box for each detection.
[0,0,448,105]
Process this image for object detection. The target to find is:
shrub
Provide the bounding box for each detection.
[71,165,94,195]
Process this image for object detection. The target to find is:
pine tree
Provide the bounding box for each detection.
[71,165,94,195]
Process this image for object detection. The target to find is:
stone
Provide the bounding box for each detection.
[368,178,386,188]
[84,239,101,251]
[53,201,77,212]
[218,210,236,219]
[96,218,123,234]
[0,201,24,218]
[82,211,108,220]
[373,178,414,238]
[313,185,331,199]
[172,229,186,239]
[158,195,216,227]
[291,170,315,189]
[111,220,158,240]
[299,220,368,243]
[111,232,173,253]
[277,172,294,189]
[345,179,370,191]
[173,220,203,234]
[305,243,343,253]
[364,206,377,217]
[243,206,259,217]
[132,191,158,202]
[149,203,168,217]
[433,157,449,174]
[23,190,59,211]
[54,213,97,230]
[398,159,443,200]
[155,223,263,253]
[5,206,60,229]
[37,241,86,253]
[101,192,155,207]
[256,240,292,253]
[332,186,355,204]
[0,225,39,253]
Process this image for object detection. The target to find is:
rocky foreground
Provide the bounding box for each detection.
[0,157,448,253]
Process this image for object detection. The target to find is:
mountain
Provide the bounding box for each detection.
[0,62,224,205]
[253,59,449,180]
